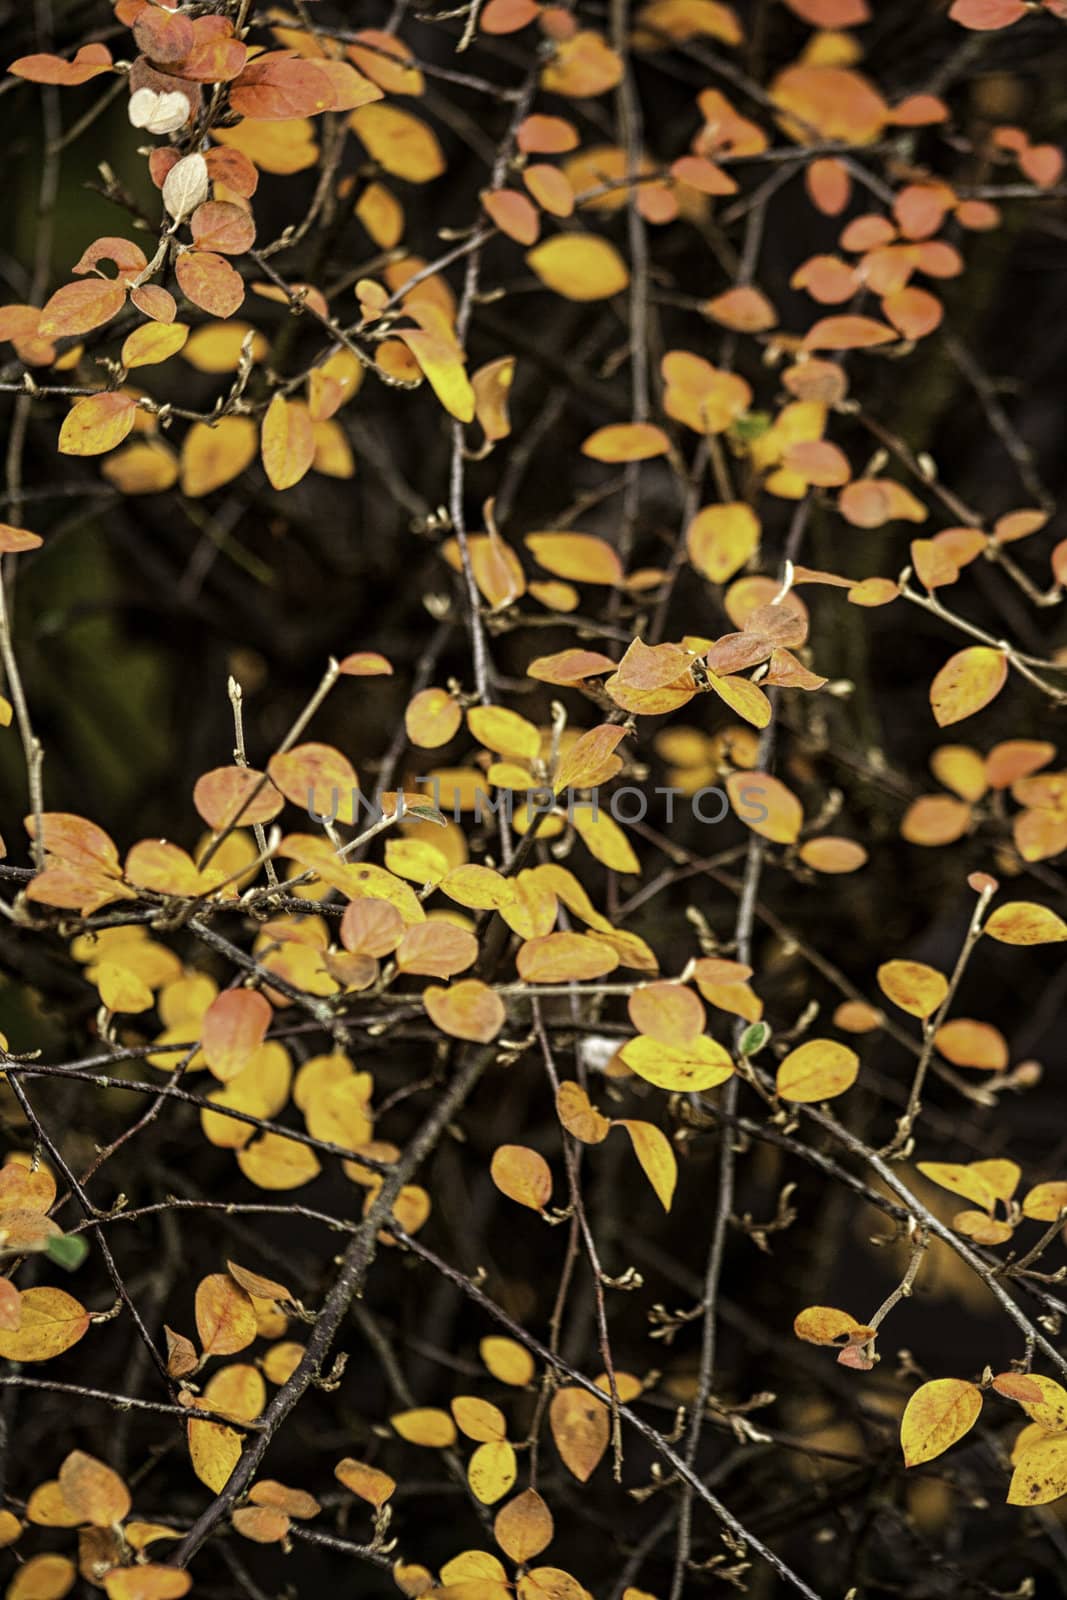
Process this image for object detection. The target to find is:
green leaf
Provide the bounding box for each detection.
[739,1021,771,1057]
[46,1234,89,1272]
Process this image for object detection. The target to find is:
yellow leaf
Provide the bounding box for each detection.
[349,104,444,182]
[472,356,515,443]
[917,1158,1019,1211]
[480,1336,535,1388]
[101,440,179,494]
[993,1372,1067,1431]
[182,321,268,372]
[202,1363,266,1423]
[187,1418,243,1492]
[687,502,760,584]
[527,235,629,301]
[8,1555,76,1600]
[467,705,540,765]
[1022,1181,1067,1221]
[180,416,258,497]
[396,328,474,422]
[121,322,189,369]
[390,1407,457,1447]
[984,902,1067,946]
[0,1288,88,1362]
[901,1378,982,1467]
[616,1119,677,1210]
[261,394,315,490]
[452,1395,507,1442]
[580,423,670,462]
[877,959,948,1020]
[571,808,641,873]
[236,1132,321,1190]
[776,1039,859,1101]
[793,1305,872,1346]
[95,960,153,1014]
[1008,1433,1067,1504]
[526,532,623,586]
[468,1440,517,1505]
[619,1033,734,1092]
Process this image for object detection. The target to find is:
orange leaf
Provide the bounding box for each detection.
[9,44,112,84]
[195,1273,257,1356]
[38,279,126,339]
[424,980,506,1042]
[482,188,540,245]
[929,647,1008,727]
[201,990,272,1082]
[230,53,333,119]
[175,251,245,317]
[58,393,136,457]
[490,1145,552,1210]
[190,202,256,256]
[803,314,896,350]
[702,285,777,331]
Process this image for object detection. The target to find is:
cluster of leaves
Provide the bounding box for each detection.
[1,0,1067,1598]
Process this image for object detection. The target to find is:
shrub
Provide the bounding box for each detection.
[0,1,1066,1596]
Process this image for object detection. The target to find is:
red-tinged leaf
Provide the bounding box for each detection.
[803,314,897,350]
[553,724,627,792]
[130,284,178,324]
[229,54,333,120]
[9,43,113,84]
[72,237,147,281]
[312,60,383,113]
[527,649,616,684]
[204,147,259,198]
[261,394,316,491]
[338,652,393,677]
[38,280,126,339]
[193,767,283,830]
[58,393,137,457]
[783,0,870,21]
[481,0,542,32]
[0,305,43,344]
[703,285,776,331]
[949,0,1026,27]
[201,990,272,1082]
[482,189,540,246]
[176,31,249,84]
[890,94,950,127]
[0,1279,19,1333]
[670,154,737,195]
[133,7,194,64]
[806,156,851,215]
[1020,143,1065,188]
[175,251,245,318]
[190,202,256,257]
